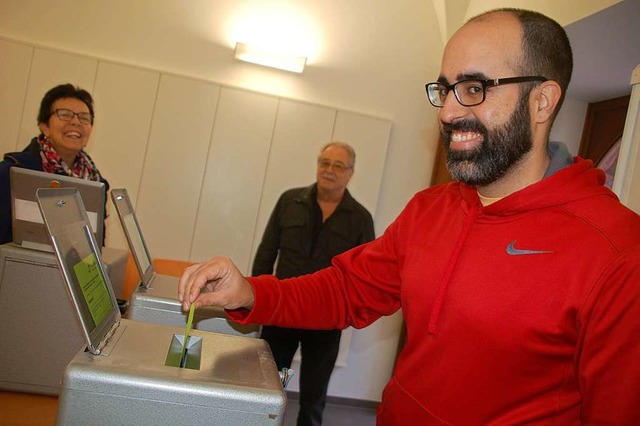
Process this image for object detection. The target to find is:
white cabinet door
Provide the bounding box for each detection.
[89,62,160,250]
[190,87,278,270]
[332,110,392,218]
[135,75,220,261]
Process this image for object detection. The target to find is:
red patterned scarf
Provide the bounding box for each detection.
[36,134,102,181]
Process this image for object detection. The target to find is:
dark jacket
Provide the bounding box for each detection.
[0,137,109,245]
[252,184,375,279]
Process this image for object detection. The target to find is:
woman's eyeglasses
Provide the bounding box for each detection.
[49,108,93,125]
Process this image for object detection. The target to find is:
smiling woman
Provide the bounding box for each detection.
[0,83,110,245]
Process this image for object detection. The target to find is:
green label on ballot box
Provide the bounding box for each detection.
[74,253,112,326]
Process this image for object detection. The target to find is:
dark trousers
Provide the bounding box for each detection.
[261,326,342,426]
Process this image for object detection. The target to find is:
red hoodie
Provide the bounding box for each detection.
[230,158,640,425]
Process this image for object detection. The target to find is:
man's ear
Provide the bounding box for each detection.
[533,80,562,124]
[346,168,355,183]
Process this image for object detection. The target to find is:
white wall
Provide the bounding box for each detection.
[613,65,640,214]
[465,0,621,26]
[550,98,589,155]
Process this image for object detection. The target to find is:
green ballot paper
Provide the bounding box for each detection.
[74,253,112,327]
[180,304,196,367]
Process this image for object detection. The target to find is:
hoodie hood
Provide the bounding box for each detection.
[459,143,615,217]
[429,143,615,334]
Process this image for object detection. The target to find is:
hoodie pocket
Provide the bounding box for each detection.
[377,377,453,425]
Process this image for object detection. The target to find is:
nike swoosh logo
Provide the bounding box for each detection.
[506,240,553,255]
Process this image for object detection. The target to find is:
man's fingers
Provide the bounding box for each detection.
[192,291,225,310]
[179,259,227,310]
[178,263,200,302]
[178,263,210,309]
[177,257,252,311]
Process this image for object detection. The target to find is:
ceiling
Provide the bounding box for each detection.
[564,0,640,103]
[0,1,635,107]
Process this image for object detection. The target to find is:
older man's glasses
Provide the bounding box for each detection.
[50,108,93,125]
[425,76,547,107]
[317,158,352,173]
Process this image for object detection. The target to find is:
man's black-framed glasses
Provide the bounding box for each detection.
[425,76,548,108]
[49,108,93,125]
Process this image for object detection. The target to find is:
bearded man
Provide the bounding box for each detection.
[180,8,640,425]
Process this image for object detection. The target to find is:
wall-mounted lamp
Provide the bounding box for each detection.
[234,42,307,73]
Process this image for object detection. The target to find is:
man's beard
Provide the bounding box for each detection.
[441,94,533,186]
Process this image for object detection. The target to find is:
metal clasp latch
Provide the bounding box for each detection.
[279,368,294,388]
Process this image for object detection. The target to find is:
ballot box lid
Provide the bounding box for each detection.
[36,187,120,355]
[10,167,105,251]
[110,188,155,288]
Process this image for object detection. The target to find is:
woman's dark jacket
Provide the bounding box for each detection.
[0,137,109,245]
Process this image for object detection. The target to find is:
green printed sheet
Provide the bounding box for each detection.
[74,253,112,326]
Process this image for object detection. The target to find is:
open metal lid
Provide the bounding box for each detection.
[110,188,155,288]
[10,167,105,250]
[36,187,120,354]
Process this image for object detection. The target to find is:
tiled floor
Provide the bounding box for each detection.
[283,398,377,426]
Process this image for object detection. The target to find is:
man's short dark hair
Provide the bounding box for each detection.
[471,9,573,119]
[37,83,95,126]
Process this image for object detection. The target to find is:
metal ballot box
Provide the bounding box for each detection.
[0,243,128,395]
[37,188,285,425]
[57,321,285,425]
[127,279,261,337]
[110,188,259,337]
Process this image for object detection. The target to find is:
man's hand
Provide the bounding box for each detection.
[178,257,255,311]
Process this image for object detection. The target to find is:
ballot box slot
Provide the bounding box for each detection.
[165,334,202,370]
